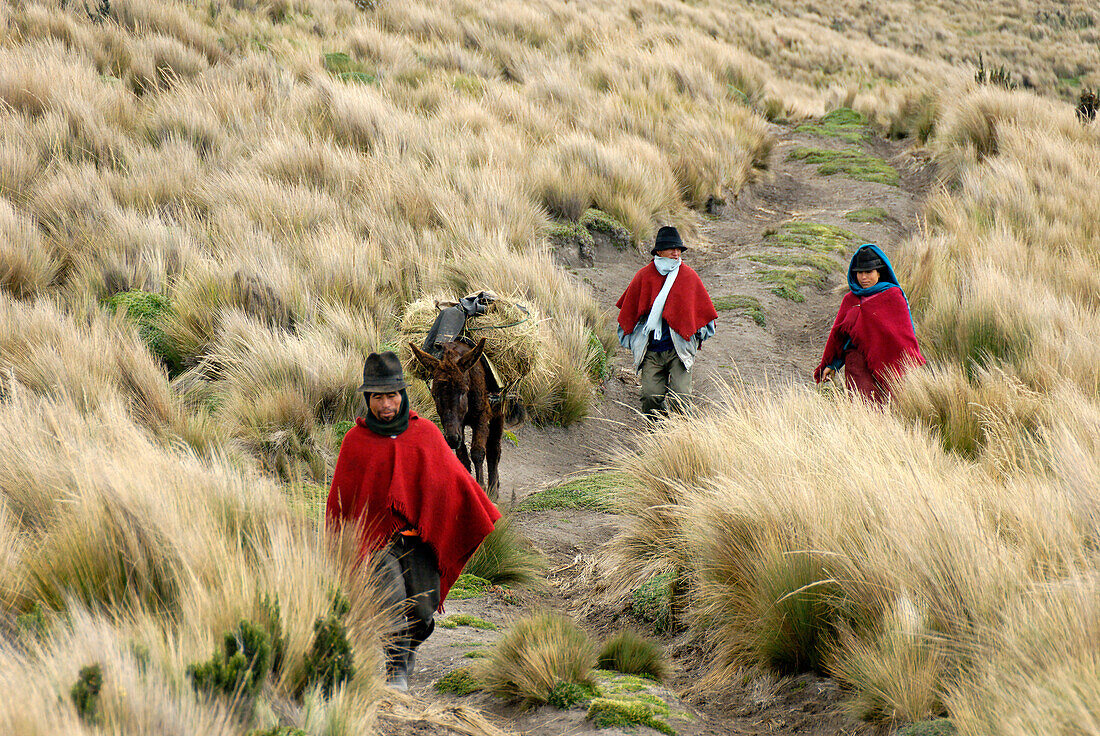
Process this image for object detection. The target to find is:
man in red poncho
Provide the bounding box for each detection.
[326,351,500,692]
[815,244,926,402]
[616,226,718,416]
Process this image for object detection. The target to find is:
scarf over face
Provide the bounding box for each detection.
[616,260,717,341]
[326,413,501,606]
[814,244,926,389]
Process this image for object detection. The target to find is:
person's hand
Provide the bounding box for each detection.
[820,366,835,382]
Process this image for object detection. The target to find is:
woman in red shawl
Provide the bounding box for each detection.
[814,244,925,402]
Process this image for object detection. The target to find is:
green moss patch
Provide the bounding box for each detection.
[788,147,899,186]
[580,208,632,249]
[547,680,601,709]
[434,668,482,696]
[587,697,676,735]
[322,52,377,84]
[104,290,180,371]
[757,268,827,302]
[439,613,498,630]
[517,471,626,512]
[448,573,494,600]
[899,718,956,736]
[630,571,675,633]
[749,253,839,274]
[844,206,888,223]
[712,295,765,327]
[549,221,595,249]
[794,108,869,143]
[764,222,856,254]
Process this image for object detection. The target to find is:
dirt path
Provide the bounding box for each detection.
[406,122,936,735]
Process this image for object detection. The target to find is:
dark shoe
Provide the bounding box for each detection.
[386,672,409,692]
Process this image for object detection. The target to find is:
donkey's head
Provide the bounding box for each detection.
[409,338,486,449]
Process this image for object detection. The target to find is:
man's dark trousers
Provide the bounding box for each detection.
[373,534,440,679]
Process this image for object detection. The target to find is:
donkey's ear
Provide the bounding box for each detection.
[458,338,486,372]
[409,342,440,371]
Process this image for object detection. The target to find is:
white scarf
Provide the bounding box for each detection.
[644,256,680,340]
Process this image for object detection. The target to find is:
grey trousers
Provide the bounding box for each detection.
[638,349,692,415]
[371,535,440,673]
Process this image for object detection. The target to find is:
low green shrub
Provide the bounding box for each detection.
[188,621,272,698]
[104,290,180,372]
[71,664,103,724]
[630,570,675,633]
[16,601,49,640]
[448,573,493,600]
[597,630,669,682]
[322,52,377,84]
[300,593,355,697]
[586,697,675,735]
[435,668,481,695]
[547,680,600,709]
[580,208,632,249]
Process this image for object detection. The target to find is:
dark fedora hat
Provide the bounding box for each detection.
[650,225,688,255]
[357,351,407,393]
[852,245,885,272]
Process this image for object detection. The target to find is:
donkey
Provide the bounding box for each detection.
[409,338,503,499]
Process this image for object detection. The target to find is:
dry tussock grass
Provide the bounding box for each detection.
[610,385,1100,727]
[5,0,1098,731]
[0,387,397,732]
[1,0,789,729]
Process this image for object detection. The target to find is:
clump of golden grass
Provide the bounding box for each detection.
[0,386,401,732]
[475,612,597,707]
[597,630,670,682]
[609,384,1100,726]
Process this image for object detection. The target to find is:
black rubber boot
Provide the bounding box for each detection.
[385,645,410,692]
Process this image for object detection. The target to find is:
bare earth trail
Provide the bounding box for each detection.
[405,123,937,735]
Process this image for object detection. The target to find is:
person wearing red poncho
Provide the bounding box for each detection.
[814,244,926,402]
[326,351,500,692]
[616,226,718,416]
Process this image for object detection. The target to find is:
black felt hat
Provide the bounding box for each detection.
[853,246,885,272]
[357,351,407,393]
[650,225,687,255]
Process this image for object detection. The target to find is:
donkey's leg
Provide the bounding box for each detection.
[455,434,471,471]
[470,415,489,495]
[486,411,503,499]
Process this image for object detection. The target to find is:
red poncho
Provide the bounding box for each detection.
[814,287,926,390]
[326,413,500,604]
[616,262,718,340]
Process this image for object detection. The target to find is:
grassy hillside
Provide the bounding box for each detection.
[2,0,1099,734]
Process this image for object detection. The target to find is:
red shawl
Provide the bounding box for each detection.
[326,413,500,605]
[616,262,718,340]
[814,287,926,390]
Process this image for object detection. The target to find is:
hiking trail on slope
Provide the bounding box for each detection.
[398,120,937,736]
